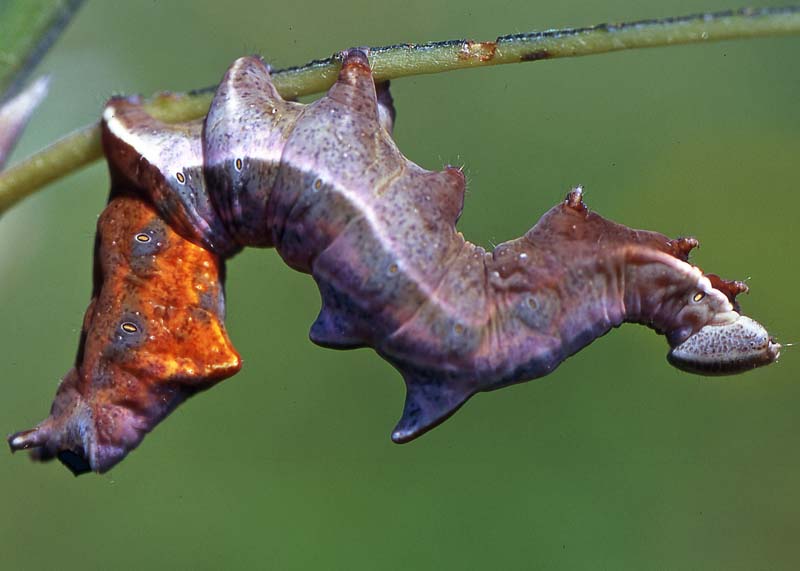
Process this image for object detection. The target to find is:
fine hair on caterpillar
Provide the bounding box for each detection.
[7,49,780,475]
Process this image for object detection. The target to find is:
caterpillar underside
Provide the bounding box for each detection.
[8,50,780,475]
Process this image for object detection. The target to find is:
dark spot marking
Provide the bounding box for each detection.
[131,220,167,275]
[516,290,560,332]
[121,322,139,334]
[57,449,91,476]
[520,50,551,62]
[103,312,147,360]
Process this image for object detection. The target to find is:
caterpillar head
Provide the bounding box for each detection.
[667,315,780,375]
[655,257,781,375]
[532,188,781,377]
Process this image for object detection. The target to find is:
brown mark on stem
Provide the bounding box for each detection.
[458,40,497,62]
[520,50,551,62]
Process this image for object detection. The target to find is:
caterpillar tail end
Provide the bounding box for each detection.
[8,416,94,477]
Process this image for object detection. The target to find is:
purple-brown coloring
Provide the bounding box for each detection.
[8,49,780,474]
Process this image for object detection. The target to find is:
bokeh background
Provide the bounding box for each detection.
[1,1,798,569]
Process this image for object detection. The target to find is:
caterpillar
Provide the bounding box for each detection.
[7,49,780,475]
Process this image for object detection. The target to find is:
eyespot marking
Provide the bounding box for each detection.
[234,158,243,171]
[515,290,560,332]
[176,172,186,184]
[314,179,323,190]
[120,322,139,334]
[130,221,167,269]
[693,292,706,303]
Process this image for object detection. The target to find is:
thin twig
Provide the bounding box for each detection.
[0,5,798,216]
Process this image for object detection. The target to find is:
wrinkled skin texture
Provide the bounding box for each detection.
[9,50,779,474]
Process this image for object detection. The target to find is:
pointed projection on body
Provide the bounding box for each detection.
[9,50,780,474]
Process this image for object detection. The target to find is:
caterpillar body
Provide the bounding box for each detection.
[8,49,780,475]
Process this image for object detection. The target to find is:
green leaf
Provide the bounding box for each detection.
[0,0,84,101]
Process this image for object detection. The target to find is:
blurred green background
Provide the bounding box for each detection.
[1,1,798,569]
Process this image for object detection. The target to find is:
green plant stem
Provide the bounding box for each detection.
[1,5,798,216]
